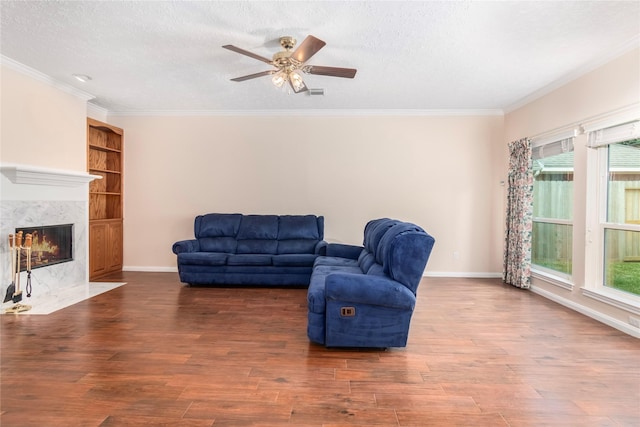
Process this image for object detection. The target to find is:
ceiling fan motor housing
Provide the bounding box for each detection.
[279,36,296,50]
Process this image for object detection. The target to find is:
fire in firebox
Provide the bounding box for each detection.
[14,224,73,271]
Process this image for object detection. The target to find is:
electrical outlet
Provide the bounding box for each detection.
[453,251,460,260]
[629,316,640,328]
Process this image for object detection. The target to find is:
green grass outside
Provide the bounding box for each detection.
[533,259,572,275]
[533,260,640,296]
[608,261,640,296]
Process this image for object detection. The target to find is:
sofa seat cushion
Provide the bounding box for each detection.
[272,254,318,267]
[178,252,228,266]
[227,254,272,266]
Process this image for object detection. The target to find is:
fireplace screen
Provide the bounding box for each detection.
[15,224,73,271]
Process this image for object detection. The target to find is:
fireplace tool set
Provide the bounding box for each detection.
[4,232,33,313]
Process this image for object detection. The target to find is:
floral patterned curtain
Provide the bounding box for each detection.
[503,137,533,289]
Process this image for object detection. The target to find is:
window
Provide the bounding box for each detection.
[588,121,640,300]
[531,135,575,278]
[603,139,640,296]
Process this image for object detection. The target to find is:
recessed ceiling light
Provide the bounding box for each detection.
[72,74,92,83]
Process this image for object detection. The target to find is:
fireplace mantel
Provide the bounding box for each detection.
[0,164,101,187]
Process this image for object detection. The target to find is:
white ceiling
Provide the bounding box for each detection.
[1,1,639,113]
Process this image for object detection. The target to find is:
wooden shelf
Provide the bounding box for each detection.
[89,168,121,174]
[90,191,121,196]
[89,144,121,153]
[87,118,123,280]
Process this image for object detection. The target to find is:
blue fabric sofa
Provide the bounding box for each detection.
[307,218,435,348]
[172,214,326,286]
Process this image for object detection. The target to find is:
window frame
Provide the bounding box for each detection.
[583,121,640,310]
[530,133,576,283]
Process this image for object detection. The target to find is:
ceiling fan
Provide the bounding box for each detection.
[222,35,357,93]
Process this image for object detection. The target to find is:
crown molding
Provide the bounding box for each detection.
[504,35,640,114]
[107,108,504,117]
[1,55,95,102]
[87,102,109,118]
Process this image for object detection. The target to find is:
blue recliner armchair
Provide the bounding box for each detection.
[307,218,435,348]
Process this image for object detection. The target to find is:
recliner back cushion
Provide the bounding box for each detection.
[364,219,399,254]
[357,250,376,273]
[237,215,279,254]
[376,223,435,294]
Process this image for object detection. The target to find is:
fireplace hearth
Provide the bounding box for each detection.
[15,224,73,271]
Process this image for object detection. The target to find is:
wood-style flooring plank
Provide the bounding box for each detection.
[1,272,638,426]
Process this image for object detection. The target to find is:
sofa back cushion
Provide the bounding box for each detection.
[195,213,242,238]
[237,215,279,254]
[193,213,324,255]
[277,215,324,254]
[195,214,242,253]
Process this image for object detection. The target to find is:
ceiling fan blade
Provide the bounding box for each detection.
[291,35,326,63]
[304,65,357,78]
[230,70,275,82]
[222,45,273,65]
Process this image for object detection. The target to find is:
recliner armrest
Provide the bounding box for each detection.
[325,273,415,310]
[172,239,200,254]
[325,243,363,259]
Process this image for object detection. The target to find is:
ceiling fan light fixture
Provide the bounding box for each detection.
[272,70,287,88]
[289,71,305,92]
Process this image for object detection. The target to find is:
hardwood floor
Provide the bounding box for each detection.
[1,272,638,426]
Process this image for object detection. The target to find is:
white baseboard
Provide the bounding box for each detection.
[424,271,502,278]
[530,285,640,339]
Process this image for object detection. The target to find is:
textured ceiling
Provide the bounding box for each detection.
[1,1,639,113]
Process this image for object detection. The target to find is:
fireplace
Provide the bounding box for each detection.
[15,224,73,272]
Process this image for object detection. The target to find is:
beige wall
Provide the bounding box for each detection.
[504,47,640,331]
[109,114,505,274]
[505,48,640,141]
[2,47,638,333]
[0,65,87,171]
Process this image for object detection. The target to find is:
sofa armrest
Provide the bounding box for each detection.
[314,241,328,256]
[172,239,200,254]
[325,243,363,260]
[325,273,415,310]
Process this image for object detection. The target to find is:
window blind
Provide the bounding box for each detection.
[531,129,576,161]
[532,137,574,160]
[588,120,640,148]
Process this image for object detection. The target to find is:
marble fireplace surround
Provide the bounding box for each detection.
[0,164,124,314]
